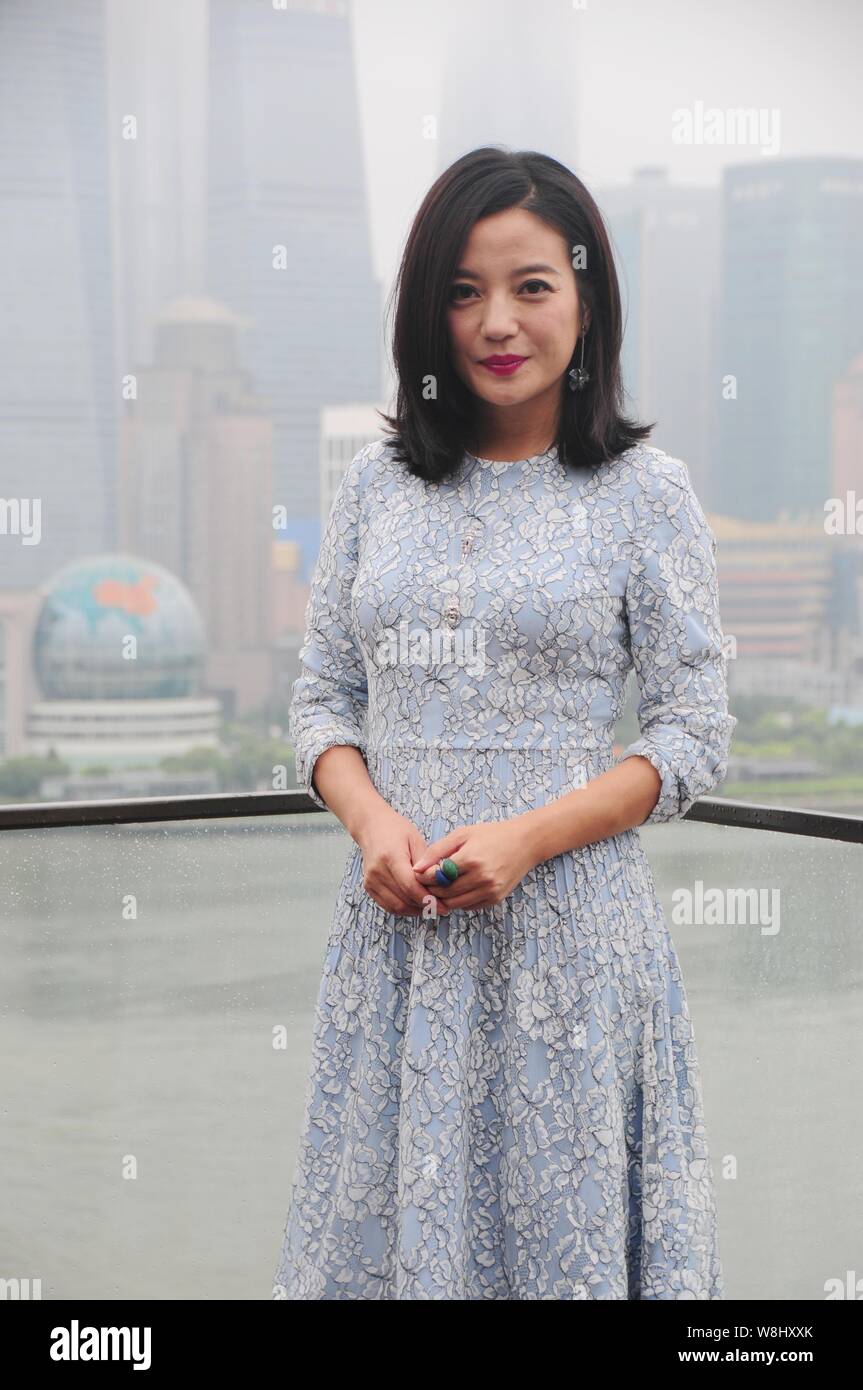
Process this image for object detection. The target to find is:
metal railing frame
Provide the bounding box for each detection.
[0,791,861,843]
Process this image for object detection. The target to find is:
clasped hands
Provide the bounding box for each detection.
[355,806,540,918]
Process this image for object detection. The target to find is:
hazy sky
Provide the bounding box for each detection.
[353,0,863,286]
[102,0,862,370]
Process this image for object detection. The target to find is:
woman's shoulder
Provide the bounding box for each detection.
[606,441,696,499]
[340,438,386,487]
[604,443,712,549]
[592,443,709,549]
[340,436,408,497]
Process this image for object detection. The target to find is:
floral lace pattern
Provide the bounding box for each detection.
[273,440,736,1299]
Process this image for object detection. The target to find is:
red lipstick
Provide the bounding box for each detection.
[480,355,528,377]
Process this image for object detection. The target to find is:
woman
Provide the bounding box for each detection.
[272,147,736,1300]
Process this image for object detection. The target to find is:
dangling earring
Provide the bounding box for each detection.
[567,329,590,391]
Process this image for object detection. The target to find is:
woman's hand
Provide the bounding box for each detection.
[355,806,453,918]
[411,819,541,912]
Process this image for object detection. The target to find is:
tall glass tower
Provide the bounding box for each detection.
[713,157,863,523]
[206,0,381,521]
[0,0,116,590]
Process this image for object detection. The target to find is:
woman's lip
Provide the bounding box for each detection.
[480,358,528,376]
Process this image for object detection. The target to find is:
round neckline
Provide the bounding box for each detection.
[464,443,559,472]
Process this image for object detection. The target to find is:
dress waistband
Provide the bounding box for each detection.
[363,742,616,825]
[366,740,614,761]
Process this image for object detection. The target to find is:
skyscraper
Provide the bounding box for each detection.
[206,0,381,521]
[434,0,578,174]
[712,157,863,523]
[0,0,116,590]
[599,169,720,494]
[119,296,276,716]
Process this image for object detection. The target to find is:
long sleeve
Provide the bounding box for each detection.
[615,455,737,824]
[289,447,370,810]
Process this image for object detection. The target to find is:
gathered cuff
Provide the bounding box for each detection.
[615,735,710,825]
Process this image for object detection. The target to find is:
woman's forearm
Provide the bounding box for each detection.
[309,744,391,843]
[308,745,661,860]
[516,754,662,864]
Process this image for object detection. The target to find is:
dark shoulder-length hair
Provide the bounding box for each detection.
[378,146,654,483]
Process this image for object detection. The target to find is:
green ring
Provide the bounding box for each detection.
[441,858,459,882]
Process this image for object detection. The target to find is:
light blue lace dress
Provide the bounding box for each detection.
[273,438,736,1300]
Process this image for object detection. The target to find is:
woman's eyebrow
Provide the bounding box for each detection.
[452,263,563,280]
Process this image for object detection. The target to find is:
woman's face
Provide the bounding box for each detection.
[446,207,587,423]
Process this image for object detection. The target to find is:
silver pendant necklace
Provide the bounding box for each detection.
[442,508,484,628]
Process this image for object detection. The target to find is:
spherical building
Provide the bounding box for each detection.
[33,554,205,699]
[27,555,221,769]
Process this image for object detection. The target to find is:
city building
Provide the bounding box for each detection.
[0,1,116,590]
[713,513,863,705]
[206,0,381,520]
[712,157,863,523]
[599,168,720,497]
[25,553,221,774]
[119,296,275,718]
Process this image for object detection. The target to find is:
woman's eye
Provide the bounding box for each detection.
[520,279,552,295]
[448,280,552,303]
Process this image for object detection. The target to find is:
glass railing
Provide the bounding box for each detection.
[0,793,860,1300]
